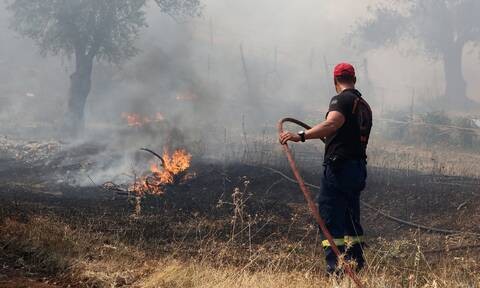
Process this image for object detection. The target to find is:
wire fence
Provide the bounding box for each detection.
[199,114,480,181]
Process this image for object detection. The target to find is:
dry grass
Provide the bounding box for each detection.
[1,133,480,287]
[1,214,479,288]
[0,216,151,286]
[363,139,480,178]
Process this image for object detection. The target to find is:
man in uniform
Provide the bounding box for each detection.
[279,63,372,274]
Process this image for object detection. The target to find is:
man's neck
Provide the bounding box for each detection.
[337,85,355,93]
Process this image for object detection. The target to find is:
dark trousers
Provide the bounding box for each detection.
[317,159,367,274]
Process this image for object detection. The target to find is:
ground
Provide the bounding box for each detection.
[0,136,479,287]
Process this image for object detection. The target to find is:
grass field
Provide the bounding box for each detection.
[0,137,479,287]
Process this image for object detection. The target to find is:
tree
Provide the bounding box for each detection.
[351,0,480,108]
[8,0,201,134]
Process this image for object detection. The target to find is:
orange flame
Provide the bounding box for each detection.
[130,149,192,195]
[155,112,165,121]
[176,91,198,101]
[121,112,165,128]
[121,112,143,127]
[163,149,192,175]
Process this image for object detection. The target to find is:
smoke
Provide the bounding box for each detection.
[1,0,480,185]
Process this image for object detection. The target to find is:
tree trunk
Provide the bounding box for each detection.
[442,41,468,107]
[65,52,93,135]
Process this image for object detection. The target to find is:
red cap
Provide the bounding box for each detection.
[333,63,355,78]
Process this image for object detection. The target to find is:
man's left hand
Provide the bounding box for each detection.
[279,131,301,145]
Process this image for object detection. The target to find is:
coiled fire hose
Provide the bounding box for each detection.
[278,118,364,288]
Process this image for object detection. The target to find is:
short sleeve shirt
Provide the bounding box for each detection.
[324,89,368,160]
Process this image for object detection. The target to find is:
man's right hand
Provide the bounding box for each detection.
[279,131,301,145]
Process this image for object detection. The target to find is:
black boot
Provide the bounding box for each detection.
[325,245,345,275]
[345,243,365,272]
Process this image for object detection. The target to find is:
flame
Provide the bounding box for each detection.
[155,112,165,121]
[121,112,143,127]
[176,91,198,101]
[130,149,192,195]
[163,149,192,175]
[121,112,165,128]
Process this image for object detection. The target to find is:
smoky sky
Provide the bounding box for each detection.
[1,0,480,134]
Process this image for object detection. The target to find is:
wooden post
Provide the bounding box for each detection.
[323,55,332,96]
[410,88,415,122]
[207,18,213,80]
[381,91,385,117]
[207,53,211,80]
[407,87,415,141]
[274,46,278,73]
[309,47,315,71]
[209,18,214,48]
[240,44,252,96]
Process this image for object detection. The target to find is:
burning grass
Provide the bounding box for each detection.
[102,147,194,216]
[121,112,165,128]
[1,137,480,287]
[132,148,193,195]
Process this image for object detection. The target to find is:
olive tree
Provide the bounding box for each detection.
[351,0,480,107]
[8,0,200,133]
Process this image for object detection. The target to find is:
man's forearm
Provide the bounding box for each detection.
[302,111,345,142]
[305,121,337,140]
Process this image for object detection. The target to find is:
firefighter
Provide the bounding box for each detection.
[279,63,372,274]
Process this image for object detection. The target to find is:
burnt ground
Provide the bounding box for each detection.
[0,144,480,286]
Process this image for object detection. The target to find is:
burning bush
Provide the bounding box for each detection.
[103,148,193,216]
[133,148,193,196]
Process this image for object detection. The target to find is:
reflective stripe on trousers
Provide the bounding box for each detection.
[322,235,365,247]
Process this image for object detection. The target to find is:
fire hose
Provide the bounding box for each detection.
[278,118,364,288]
